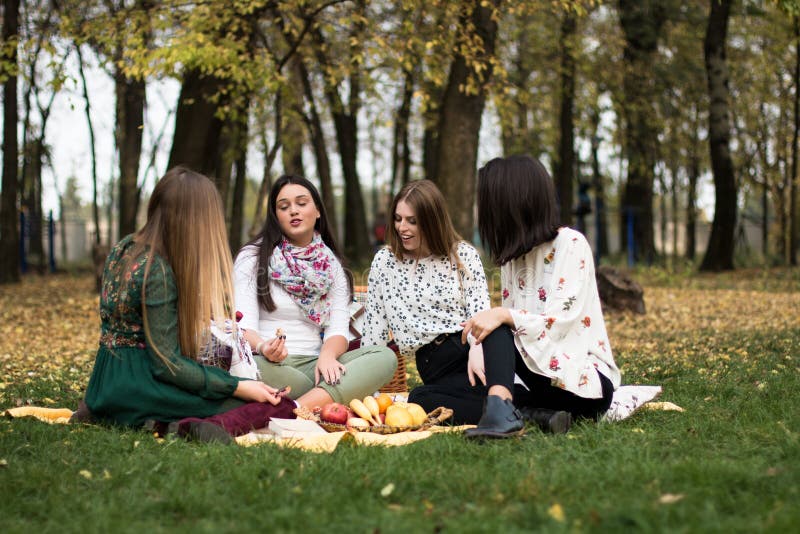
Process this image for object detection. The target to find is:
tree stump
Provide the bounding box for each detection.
[91,243,110,293]
[596,265,645,314]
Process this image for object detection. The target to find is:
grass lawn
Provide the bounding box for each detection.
[1,269,798,533]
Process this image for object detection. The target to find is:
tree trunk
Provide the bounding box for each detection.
[391,67,415,198]
[589,106,609,258]
[790,16,799,266]
[686,146,700,261]
[0,0,20,283]
[434,0,501,240]
[670,166,679,259]
[228,119,248,254]
[700,0,736,271]
[251,94,282,237]
[499,10,535,158]
[22,63,61,274]
[21,137,44,273]
[555,11,576,227]
[658,169,667,259]
[330,107,370,263]
[297,59,337,238]
[76,46,101,245]
[281,57,306,176]
[168,70,227,180]
[762,174,769,259]
[116,68,146,239]
[618,0,664,264]
[422,101,440,183]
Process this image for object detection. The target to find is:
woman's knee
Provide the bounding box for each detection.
[256,357,314,397]
[351,345,398,381]
[483,324,515,347]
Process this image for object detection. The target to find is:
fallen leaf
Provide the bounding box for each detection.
[658,493,685,504]
[548,503,565,522]
[79,469,93,479]
[642,402,685,412]
[380,483,395,497]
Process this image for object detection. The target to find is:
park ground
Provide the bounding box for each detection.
[0,267,798,532]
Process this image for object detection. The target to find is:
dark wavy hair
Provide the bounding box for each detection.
[241,175,352,312]
[477,155,559,265]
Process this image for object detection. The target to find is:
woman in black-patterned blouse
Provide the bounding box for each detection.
[360,180,491,424]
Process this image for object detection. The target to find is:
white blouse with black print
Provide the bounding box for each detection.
[502,227,621,398]
[361,242,491,357]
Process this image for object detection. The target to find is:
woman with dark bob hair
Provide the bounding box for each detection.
[461,155,621,438]
[234,175,397,409]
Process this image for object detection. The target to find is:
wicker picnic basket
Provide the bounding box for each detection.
[294,405,453,435]
[351,286,407,394]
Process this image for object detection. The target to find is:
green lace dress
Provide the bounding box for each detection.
[84,235,244,427]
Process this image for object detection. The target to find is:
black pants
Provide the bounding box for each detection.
[409,325,614,425]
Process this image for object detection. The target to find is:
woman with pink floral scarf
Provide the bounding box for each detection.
[234,175,396,409]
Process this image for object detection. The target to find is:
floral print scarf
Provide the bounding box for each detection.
[268,232,335,326]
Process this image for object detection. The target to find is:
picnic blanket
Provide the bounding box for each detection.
[3,385,679,453]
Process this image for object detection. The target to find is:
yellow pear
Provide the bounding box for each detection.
[405,403,428,426]
[384,405,414,427]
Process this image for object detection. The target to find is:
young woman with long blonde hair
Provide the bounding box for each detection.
[80,167,294,442]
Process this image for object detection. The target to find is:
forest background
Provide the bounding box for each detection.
[2,0,800,282]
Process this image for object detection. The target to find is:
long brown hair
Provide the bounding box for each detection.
[130,167,235,363]
[387,180,463,269]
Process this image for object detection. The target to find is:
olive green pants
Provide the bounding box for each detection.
[255,344,398,404]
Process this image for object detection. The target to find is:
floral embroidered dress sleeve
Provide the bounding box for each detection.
[84,236,242,427]
[502,227,621,398]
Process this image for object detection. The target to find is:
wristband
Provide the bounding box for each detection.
[255,340,267,355]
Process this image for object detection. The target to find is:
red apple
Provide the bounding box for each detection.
[320,402,349,425]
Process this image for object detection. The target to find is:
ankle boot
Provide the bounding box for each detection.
[165,420,234,445]
[465,395,525,439]
[518,407,572,434]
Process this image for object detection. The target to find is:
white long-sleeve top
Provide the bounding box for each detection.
[233,244,351,356]
[503,227,621,398]
[360,242,491,357]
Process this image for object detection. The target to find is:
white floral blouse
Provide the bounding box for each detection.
[361,242,491,357]
[503,227,621,398]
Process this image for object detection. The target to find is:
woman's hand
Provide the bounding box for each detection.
[260,336,288,363]
[467,342,486,387]
[315,355,346,386]
[461,307,513,345]
[233,380,290,405]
